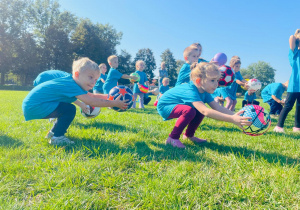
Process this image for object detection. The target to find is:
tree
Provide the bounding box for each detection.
[240,61,276,88]
[160,49,178,86]
[132,48,156,80]
[117,50,132,85]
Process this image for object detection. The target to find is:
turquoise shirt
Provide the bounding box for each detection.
[159,85,169,94]
[287,48,300,92]
[103,68,123,94]
[133,71,148,94]
[157,81,214,120]
[244,91,257,102]
[93,74,107,93]
[261,83,285,103]
[198,58,208,63]
[211,88,222,99]
[23,75,87,121]
[220,71,243,100]
[33,70,70,86]
[175,63,191,86]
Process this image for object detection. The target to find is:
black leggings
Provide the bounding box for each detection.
[242,100,260,107]
[43,102,76,136]
[277,92,300,128]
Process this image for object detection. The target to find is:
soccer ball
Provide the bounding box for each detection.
[151,88,159,96]
[247,78,262,92]
[239,105,271,136]
[108,85,134,112]
[218,65,235,87]
[81,105,101,118]
[130,72,140,83]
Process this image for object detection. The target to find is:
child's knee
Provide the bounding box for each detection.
[184,106,197,117]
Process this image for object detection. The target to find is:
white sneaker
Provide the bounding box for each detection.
[49,136,74,145]
[273,126,285,133]
[45,131,54,139]
[49,118,57,123]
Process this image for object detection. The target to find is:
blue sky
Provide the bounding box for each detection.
[59,0,300,82]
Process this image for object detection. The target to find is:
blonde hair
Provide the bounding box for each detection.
[229,57,241,68]
[136,60,145,68]
[295,29,300,45]
[107,55,118,64]
[99,63,106,69]
[162,77,169,83]
[72,57,100,74]
[190,62,221,83]
[183,46,198,58]
[191,43,202,49]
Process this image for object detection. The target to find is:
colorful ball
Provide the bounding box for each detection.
[218,65,235,87]
[130,72,140,83]
[81,105,101,118]
[241,78,250,90]
[239,105,271,136]
[108,85,134,112]
[139,84,149,93]
[247,78,262,92]
[151,88,159,96]
[213,53,227,66]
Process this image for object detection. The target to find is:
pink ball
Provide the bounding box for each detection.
[213,53,227,66]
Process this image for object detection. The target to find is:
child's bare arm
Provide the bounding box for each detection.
[121,74,138,81]
[290,35,296,51]
[73,100,89,113]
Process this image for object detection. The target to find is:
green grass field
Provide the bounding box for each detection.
[1,90,300,209]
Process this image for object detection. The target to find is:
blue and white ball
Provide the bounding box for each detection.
[108,85,134,112]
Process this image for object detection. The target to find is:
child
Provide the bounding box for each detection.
[175,45,199,86]
[132,60,149,109]
[220,57,248,111]
[242,90,260,107]
[103,55,138,94]
[159,62,168,87]
[154,77,170,106]
[157,62,252,148]
[93,63,107,94]
[211,88,224,106]
[22,57,129,145]
[261,81,288,118]
[190,43,208,63]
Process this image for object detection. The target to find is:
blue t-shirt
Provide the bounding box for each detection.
[198,58,208,63]
[33,70,70,86]
[244,91,257,102]
[103,68,123,94]
[175,63,191,86]
[93,74,107,93]
[261,83,285,103]
[159,85,169,94]
[211,88,222,99]
[287,48,300,92]
[220,71,243,100]
[133,71,148,93]
[157,81,214,120]
[22,75,87,121]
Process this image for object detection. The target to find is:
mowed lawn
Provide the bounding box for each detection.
[0,90,300,209]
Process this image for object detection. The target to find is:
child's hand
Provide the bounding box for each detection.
[232,110,252,129]
[209,59,219,65]
[132,76,139,81]
[81,104,90,114]
[113,95,129,110]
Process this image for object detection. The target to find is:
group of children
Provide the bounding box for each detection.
[22,29,300,147]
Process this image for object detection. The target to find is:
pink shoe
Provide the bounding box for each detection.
[153,100,158,106]
[183,134,207,144]
[293,127,300,132]
[273,126,285,133]
[166,136,185,149]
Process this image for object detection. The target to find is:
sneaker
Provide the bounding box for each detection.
[270,114,278,119]
[293,127,300,132]
[273,126,285,133]
[49,118,57,123]
[165,136,185,149]
[45,131,54,139]
[49,136,74,145]
[144,97,151,105]
[153,100,158,106]
[183,134,207,144]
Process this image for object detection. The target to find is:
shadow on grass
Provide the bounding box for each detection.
[199,123,241,133]
[128,107,158,115]
[0,134,23,147]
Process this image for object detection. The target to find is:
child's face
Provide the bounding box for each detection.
[232,63,241,72]
[110,58,118,68]
[136,62,145,71]
[161,63,166,69]
[162,80,169,86]
[75,69,100,91]
[100,65,107,74]
[186,50,199,64]
[197,46,202,57]
[200,75,219,94]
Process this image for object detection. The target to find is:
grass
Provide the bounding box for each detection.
[0,90,300,209]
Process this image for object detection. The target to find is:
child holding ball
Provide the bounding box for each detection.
[242,90,260,107]
[157,62,251,148]
[93,63,107,94]
[22,58,129,145]
[132,60,149,109]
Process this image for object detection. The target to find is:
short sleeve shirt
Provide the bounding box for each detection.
[261,83,285,102]
[244,91,257,102]
[133,71,148,93]
[33,70,70,86]
[175,63,191,86]
[103,68,123,94]
[93,74,107,93]
[287,48,300,92]
[159,85,169,94]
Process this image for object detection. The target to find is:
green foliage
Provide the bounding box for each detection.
[160,49,178,86]
[132,48,156,80]
[118,50,132,85]
[176,59,185,74]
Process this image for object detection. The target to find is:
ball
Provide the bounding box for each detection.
[213,53,227,66]
[151,88,159,96]
[239,105,271,136]
[108,85,134,112]
[81,105,101,118]
[139,84,149,93]
[130,72,140,83]
[218,65,235,87]
[241,78,250,90]
[247,78,262,92]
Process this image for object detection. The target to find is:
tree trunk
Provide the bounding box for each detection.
[0,72,5,85]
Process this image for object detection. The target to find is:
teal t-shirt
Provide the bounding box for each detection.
[103,68,123,94]
[133,71,148,93]
[93,74,107,93]
[33,70,70,86]
[220,71,243,100]
[211,88,222,99]
[261,83,285,103]
[287,48,300,92]
[175,63,191,86]
[157,81,214,120]
[22,75,87,121]
[198,58,208,63]
[244,91,257,102]
[159,85,169,94]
